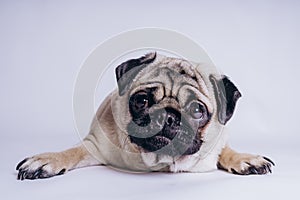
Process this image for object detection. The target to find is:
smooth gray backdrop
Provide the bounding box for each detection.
[1,1,299,200]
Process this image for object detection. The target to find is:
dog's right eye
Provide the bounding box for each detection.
[130,88,156,112]
[134,93,149,109]
[189,102,205,119]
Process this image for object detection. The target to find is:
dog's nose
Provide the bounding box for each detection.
[155,112,165,127]
[165,108,181,127]
[166,113,176,126]
[153,108,181,127]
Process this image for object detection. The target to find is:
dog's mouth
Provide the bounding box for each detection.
[128,124,203,157]
[127,106,205,157]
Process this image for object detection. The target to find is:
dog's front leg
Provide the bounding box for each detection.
[16,143,100,180]
[217,145,275,175]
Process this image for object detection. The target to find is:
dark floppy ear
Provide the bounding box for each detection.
[209,75,242,125]
[115,52,156,96]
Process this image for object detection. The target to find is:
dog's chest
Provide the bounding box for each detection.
[140,152,216,172]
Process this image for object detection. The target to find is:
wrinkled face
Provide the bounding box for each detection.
[115,53,241,158]
[126,68,212,157]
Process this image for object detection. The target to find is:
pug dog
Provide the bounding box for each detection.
[16,52,274,180]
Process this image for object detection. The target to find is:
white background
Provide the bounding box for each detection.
[1,0,299,199]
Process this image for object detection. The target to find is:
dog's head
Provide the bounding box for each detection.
[114,53,241,157]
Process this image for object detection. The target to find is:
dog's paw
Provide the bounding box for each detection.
[16,153,68,180]
[219,154,275,175]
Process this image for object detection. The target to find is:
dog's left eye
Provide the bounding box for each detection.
[189,102,204,119]
[134,94,149,109]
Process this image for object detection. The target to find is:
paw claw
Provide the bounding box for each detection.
[18,169,27,180]
[248,166,258,174]
[266,164,272,173]
[226,155,274,176]
[16,154,67,180]
[231,168,241,175]
[32,168,42,178]
[58,168,66,175]
[263,156,275,166]
[16,158,29,170]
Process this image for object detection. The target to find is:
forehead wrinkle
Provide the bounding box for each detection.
[194,68,210,98]
[165,69,176,97]
[135,65,210,105]
[129,81,164,96]
[160,64,210,100]
[170,72,197,97]
[150,67,176,97]
[178,84,212,112]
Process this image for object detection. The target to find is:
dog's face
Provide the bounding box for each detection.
[127,75,211,156]
[115,53,241,157]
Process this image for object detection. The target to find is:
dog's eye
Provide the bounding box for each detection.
[189,102,204,119]
[134,94,149,109]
